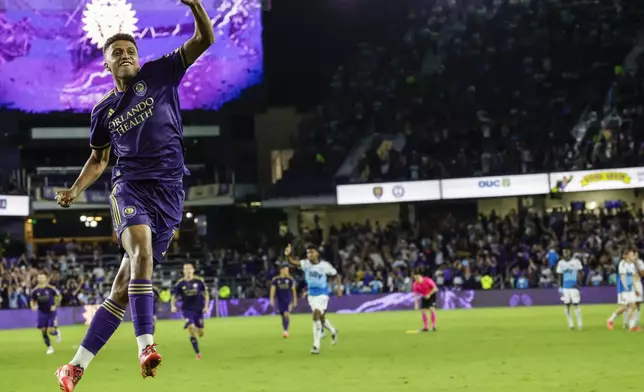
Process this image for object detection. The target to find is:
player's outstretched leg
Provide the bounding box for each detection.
[420,309,429,332]
[320,313,338,344]
[563,304,574,329]
[573,304,582,330]
[50,326,62,343]
[630,303,641,332]
[187,324,201,359]
[56,257,131,392]
[122,225,161,378]
[607,305,625,330]
[41,328,53,354]
[282,312,290,338]
[430,307,437,331]
[311,310,322,354]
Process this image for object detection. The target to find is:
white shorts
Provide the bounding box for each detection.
[307,295,329,313]
[636,282,644,302]
[618,291,637,305]
[560,288,581,305]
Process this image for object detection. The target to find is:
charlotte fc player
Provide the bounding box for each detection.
[30,273,62,354]
[171,263,209,359]
[555,249,583,330]
[285,244,340,354]
[54,1,215,389]
[270,263,297,338]
[610,249,641,332]
[412,272,438,332]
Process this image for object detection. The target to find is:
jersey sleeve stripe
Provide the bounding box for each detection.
[90,89,116,115]
[179,45,188,69]
[90,142,110,149]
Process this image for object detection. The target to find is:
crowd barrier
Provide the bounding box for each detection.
[0,287,616,330]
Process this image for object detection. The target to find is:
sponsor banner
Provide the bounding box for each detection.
[549,167,644,193]
[441,174,550,199]
[0,195,30,216]
[0,287,616,329]
[336,181,440,205]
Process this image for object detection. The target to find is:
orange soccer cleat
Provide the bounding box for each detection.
[629,326,641,332]
[139,344,163,378]
[55,364,84,392]
[282,331,289,338]
[607,320,614,331]
[196,353,202,361]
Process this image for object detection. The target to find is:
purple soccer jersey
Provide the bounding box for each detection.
[174,277,207,312]
[271,276,294,313]
[89,47,191,263]
[89,46,190,184]
[31,285,60,328]
[174,277,207,328]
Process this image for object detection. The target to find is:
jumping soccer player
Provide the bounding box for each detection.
[412,273,438,332]
[171,263,209,359]
[285,244,340,354]
[53,1,214,389]
[30,273,62,354]
[270,263,297,338]
[556,249,583,330]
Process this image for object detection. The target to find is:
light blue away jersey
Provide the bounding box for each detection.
[300,259,337,296]
[618,260,637,293]
[556,258,583,289]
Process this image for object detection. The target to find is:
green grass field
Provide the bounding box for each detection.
[1,305,641,392]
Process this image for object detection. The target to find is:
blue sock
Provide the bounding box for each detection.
[190,336,200,354]
[42,332,51,347]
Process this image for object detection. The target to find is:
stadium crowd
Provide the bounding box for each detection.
[273,0,644,194]
[1,201,641,308]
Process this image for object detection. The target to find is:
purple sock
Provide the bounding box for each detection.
[282,316,290,332]
[42,332,51,347]
[190,336,200,354]
[128,280,155,337]
[80,298,126,355]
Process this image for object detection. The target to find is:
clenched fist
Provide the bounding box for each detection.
[55,189,78,208]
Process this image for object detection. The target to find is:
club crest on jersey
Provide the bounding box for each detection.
[123,206,136,218]
[373,186,383,199]
[133,81,147,97]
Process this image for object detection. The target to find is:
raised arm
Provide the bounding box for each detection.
[181,0,215,66]
[283,245,301,268]
[56,148,110,208]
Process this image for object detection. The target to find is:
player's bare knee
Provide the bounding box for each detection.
[40,328,47,334]
[198,329,204,337]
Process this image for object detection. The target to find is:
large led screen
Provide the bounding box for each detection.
[0,0,263,112]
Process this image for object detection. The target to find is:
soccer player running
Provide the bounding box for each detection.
[270,263,297,338]
[412,272,438,332]
[53,1,214,389]
[171,263,209,359]
[555,248,583,330]
[30,273,62,354]
[284,244,340,354]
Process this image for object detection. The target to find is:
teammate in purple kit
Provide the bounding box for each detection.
[270,263,297,338]
[171,263,209,360]
[53,1,215,390]
[30,273,62,354]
